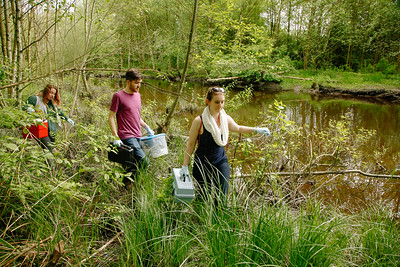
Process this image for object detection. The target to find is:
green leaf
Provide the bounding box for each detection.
[4,143,18,151]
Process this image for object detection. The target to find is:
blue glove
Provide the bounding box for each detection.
[67,118,75,126]
[145,125,154,135]
[27,107,35,114]
[254,127,271,136]
[179,166,190,181]
[113,139,123,147]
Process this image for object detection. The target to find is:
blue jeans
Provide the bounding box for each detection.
[121,137,149,179]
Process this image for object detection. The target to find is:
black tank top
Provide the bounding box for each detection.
[195,116,227,165]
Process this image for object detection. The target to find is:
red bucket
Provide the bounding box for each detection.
[22,120,49,139]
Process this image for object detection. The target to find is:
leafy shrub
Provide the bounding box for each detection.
[238,69,281,83]
[360,63,375,73]
[375,58,391,73]
[0,107,32,128]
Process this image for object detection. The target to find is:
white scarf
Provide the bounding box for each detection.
[202,106,229,147]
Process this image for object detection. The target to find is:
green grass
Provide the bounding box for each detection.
[281,69,400,91]
[1,79,400,265]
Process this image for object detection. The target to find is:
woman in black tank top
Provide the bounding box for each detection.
[181,87,271,203]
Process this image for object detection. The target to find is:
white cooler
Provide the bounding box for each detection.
[141,134,168,158]
[172,168,195,203]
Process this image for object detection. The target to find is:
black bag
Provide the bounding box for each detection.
[108,143,135,166]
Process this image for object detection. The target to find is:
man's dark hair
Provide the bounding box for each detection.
[125,68,142,81]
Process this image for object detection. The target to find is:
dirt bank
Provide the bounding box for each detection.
[314,84,400,104]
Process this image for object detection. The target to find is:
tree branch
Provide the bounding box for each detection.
[80,231,123,264]
[239,170,400,179]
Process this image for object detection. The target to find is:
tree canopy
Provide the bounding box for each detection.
[1,0,399,101]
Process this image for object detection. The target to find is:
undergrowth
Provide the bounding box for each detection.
[0,81,399,266]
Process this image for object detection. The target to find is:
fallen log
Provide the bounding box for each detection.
[238,169,400,179]
[275,75,313,81]
[205,77,240,85]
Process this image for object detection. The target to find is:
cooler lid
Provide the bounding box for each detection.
[141,133,166,141]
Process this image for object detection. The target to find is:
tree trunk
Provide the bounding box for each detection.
[46,0,51,73]
[304,3,316,69]
[141,5,155,70]
[160,0,199,133]
[3,0,13,98]
[53,0,59,84]
[70,0,95,117]
[3,0,11,61]
[0,2,7,60]
[14,0,23,103]
[10,0,20,100]
[0,1,9,107]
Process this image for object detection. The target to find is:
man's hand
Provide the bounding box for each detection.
[113,139,123,147]
[145,125,154,136]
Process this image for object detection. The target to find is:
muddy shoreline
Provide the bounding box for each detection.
[313,84,400,104]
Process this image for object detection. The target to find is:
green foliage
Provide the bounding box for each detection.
[0,106,35,128]
[376,58,397,75]
[238,69,281,83]
[224,86,253,113]
[360,207,400,265]
[289,202,343,266]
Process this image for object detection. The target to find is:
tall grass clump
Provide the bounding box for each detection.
[358,206,400,265]
[244,203,292,265]
[289,202,345,266]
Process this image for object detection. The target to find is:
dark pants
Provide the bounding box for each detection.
[121,137,149,186]
[39,131,55,152]
[192,157,230,201]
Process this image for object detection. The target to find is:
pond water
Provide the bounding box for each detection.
[139,79,399,170]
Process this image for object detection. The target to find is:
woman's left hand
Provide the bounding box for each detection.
[254,127,270,136]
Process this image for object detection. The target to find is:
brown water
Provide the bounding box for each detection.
[141,79,399,170]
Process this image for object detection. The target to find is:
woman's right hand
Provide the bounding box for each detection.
[180,166,189,177]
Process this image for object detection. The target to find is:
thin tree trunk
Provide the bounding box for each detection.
[70,67,82,117]
[304,3,316,69]
[3,0,11,61]
[141,5,155,70]
[0,2,7,60]
[4,0,13,98]
[46,0,51,73]
[346,41,352,68]
[70,0,95,117]
[10,0,20,100]
[160,0,199,133]
[273,0,283,39]
[26,8,32,67]
[53,0,59,84]
[0,1,8,107]
[14,0,23,103]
